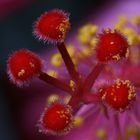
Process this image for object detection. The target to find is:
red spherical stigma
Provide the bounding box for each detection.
[7,49,42,86]
[33,9,70,43]
[100,79,136,111]
[39,103,73,135]
[96,29,129,62]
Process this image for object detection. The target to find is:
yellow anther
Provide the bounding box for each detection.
[79,24,98,35]
[73,116,84,128]
[89,37,97,48]
[66,44,75,57]
[80,47,92,58]
[96,129,107,139]
[58,20,70,41]
[78,33,90,44]
[89,24,98,35]
[123,28,136,36]
[51,53,62,67]
[112,54,121,61]
[64,95,71,104]
[132,16,140,26]
[122,28,139,46]
[72,57,78,66]
[77,24,98,44]
[114,16,127,30]
[69,80,76,91]
[126,127,135,136]
[128,35,139,46]
[47,94,59,104]
[47,70,58,78]
[138,35,140,43]
[125,48,130,58]
[104,28,111,33]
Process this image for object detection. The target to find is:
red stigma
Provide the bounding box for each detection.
[7,49,42,86]
[96,29,129,62]
[33,9,70,43]
[100,79,136,111]
[39,103,73,135]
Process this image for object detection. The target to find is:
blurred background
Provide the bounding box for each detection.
[0,0,136,140]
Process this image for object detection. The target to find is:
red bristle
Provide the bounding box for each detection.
[7,49,42,86]
[39,103,73,135]
[33,9,70,43]
[96,29,129,62]
[100,79,136,111]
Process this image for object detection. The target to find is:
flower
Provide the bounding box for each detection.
[7,1,140,140]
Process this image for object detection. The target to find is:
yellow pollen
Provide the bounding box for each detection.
[64,95,71,104]
[96,128,107,139]
[115,79,136,104]
[18,69,25,77]
[66,44,75,57]
[73,116,84,128]
[58,20,70,41]
[89,37,97,48]
[69,80,76,91]
[47,94,59,104]
[114,15,127,30]
[132,16,140,26]
[29,62,35,68]
[102,92,107,100]
[104,28,111,33]
[112,54,121,61]
[77,24,98,45]
[51,53,62,67]
[47,70,58,78]
[125,48,130,58]
[56,108,71,120]
[80,47,92,58]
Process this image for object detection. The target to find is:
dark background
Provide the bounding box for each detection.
[0,0,111,140]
